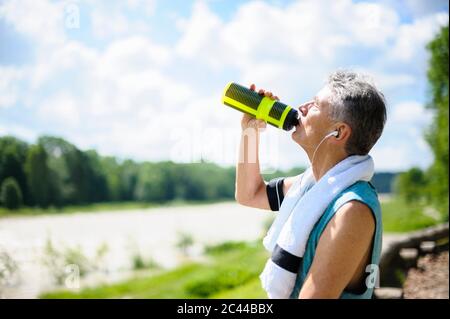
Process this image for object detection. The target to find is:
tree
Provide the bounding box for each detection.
[1,177,23,210]
[84,150,109,203]
[38,136,92,205]
[134,162,175,202]
[0,136,30,205]
[395,167,428,203]
[24,145,54,208]
[99,156,123,202]
[119,159,139,201]
[425,24,449,216]
[38,136,74,205]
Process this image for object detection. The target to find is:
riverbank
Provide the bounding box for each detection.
[0,199,234,219]
[0,202,270,298]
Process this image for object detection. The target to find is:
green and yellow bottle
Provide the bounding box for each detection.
[221,82,299,131]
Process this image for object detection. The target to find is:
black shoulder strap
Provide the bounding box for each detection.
[266,177,285,211]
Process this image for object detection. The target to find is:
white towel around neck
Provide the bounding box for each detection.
[260,155,375,298]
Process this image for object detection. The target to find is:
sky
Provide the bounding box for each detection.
[0,0,448,173]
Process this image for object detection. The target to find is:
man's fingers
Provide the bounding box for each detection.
[257,120,267,128]
[253,86,278,100]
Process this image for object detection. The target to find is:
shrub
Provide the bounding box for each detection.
[394,168,428,203]
[0,248,19,294]
[41,239,107,285]
[184,266,254,297]
[176,232,194,256]
[131,253,160,270]
[204,241,250,256]
[0,177,23,210]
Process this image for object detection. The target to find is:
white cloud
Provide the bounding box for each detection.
[176,1,224,67]
[123,0,157,16]
[100,36,171,72]
[30,41,98,89]
[86,0,156,39]
[339,0,399,47]
[176,0,400,70]
[0,0,66,47]
[173,0,424,105]
[0,66,23,108]
[371,145,410,171]
[403,0,448,18]
[90,10,134,40]
[1,0,446,171]
[390,101,433,125]
[171,0,445,171]
[0,123,37,142]
[371,143,432,171]
[373,100,435,171]
[352,68,416,92]
[90,9,151,40]
[389,12,449,63]
[38,92,81,128]
[22,34,193,162]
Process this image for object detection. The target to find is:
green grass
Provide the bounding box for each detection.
[380,197,442,233]
[210,278,267,299]
[40,241,270,299]
[41,263,202,299]
[0,202,153,217]
[0,199,233,219]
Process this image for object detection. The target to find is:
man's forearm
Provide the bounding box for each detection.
[235,127,265,203]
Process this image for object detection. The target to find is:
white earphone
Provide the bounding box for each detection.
[325,130,339,138]
[311,129,340,166]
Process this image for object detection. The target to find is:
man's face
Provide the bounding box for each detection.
[291,86,336,151]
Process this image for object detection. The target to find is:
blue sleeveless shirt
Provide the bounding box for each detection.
[289,181,383,299]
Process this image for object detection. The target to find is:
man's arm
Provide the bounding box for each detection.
[298,200,375,299]
[235,85,298,210]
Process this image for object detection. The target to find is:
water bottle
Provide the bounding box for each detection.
[221,82,299,131]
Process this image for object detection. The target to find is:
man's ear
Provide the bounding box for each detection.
[334,123,351,141]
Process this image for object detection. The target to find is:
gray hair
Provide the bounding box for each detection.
[326,70,387,155]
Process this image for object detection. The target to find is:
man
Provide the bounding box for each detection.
[235,70,386,299]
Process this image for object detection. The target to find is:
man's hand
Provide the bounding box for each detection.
[240,84,280,131]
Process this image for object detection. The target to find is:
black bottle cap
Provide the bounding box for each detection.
[282,109,299,131]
